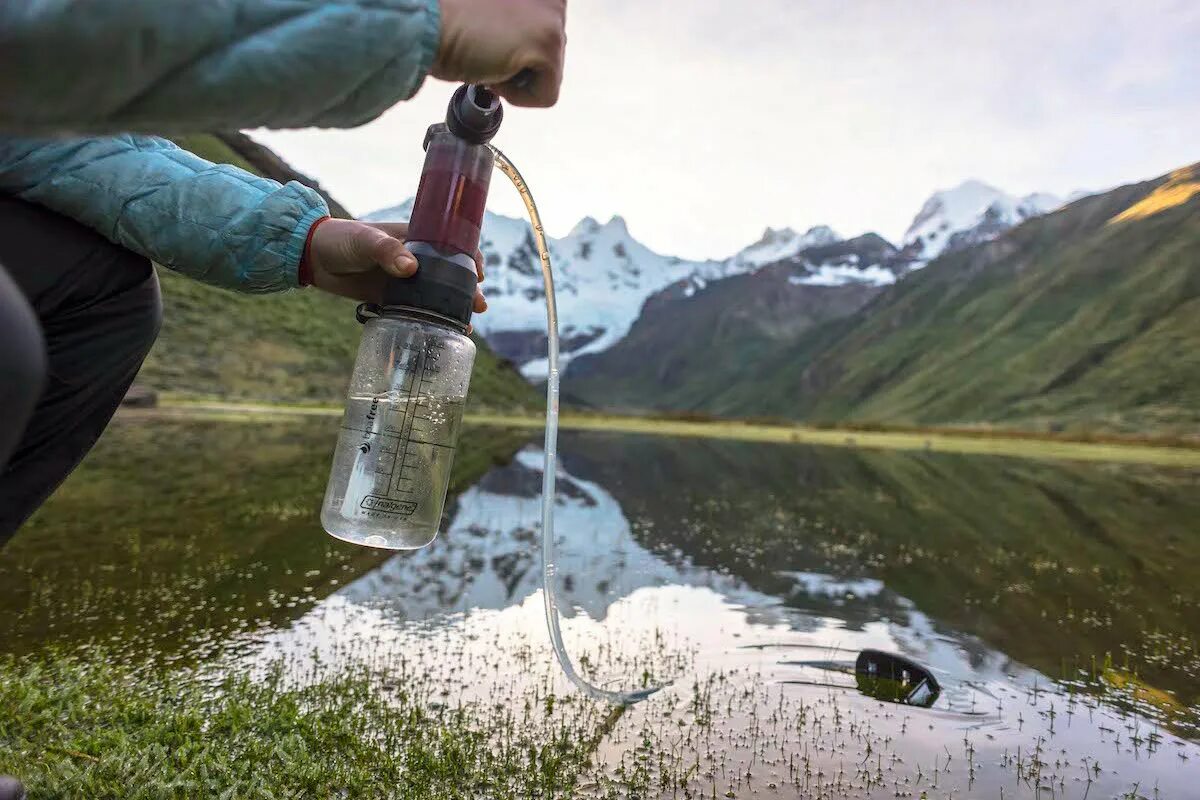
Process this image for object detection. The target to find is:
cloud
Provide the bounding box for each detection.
[254,0,1200,259]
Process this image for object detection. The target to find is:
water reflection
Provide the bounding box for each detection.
[332,433,1200,723]
[5,420,1200,798]
[339,449,776,621]
[0,418,531,660]
[335,444,1027,713]
[280,434,1198,797]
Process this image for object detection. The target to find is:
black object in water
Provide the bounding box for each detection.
[855,648,941,708]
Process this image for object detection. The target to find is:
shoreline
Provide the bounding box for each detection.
[117,399,1200,468]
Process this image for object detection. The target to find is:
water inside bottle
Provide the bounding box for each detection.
[321,393,466,549]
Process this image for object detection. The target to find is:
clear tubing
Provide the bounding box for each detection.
[489,145,661,705]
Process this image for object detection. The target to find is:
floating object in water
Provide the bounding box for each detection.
[774,648,943,710]
[855,648,941,708]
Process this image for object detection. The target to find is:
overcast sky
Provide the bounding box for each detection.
[255,0,1200,260]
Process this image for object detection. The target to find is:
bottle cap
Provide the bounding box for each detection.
[381,245,477,328]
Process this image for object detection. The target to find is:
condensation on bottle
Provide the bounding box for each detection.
[321,312,475,549]
[322,84,500,550]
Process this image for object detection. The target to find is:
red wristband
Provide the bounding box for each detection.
[298,215,332,287]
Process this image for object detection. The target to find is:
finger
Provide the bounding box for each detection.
[357,226,416,278]
[474,249,485,283]
[473,288,487,313]
[313,269,387,306]
[492,64,562,108]
[492,29,566,109]
[493,67,539,104]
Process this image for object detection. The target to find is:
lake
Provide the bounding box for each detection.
[3,415,1198,798]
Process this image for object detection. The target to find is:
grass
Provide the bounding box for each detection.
[3,641,1184,800]
[0,650,594,799]
[143,399,1200,467]
[6,419,1198,798]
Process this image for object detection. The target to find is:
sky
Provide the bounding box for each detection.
[255,0,1200,261]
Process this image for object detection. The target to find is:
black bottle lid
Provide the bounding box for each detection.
[380,249,476,328]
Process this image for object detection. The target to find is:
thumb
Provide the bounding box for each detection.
[349,224,417,278]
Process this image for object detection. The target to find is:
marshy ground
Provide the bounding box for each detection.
[2,415,1197,798]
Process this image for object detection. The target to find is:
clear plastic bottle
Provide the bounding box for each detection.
[321,309,476,549]
[321,83,500,550]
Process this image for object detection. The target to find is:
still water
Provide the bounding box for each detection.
[3,417,1198,798]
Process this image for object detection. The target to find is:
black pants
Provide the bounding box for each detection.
[0,196,162,543]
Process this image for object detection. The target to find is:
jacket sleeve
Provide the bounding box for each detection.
[0,135,328,293]
[0,0,439,133]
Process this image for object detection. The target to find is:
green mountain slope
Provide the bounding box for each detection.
[136,135,536,411]
[566,235,890,413]
[750,163,1200,435]
[578,162,1198,436]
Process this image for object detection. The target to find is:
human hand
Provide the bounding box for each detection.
[433,0,567,108]
[305,219,487,315]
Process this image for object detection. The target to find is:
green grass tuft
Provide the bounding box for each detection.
[0,650,590,799]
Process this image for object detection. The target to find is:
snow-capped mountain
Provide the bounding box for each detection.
[367,200,734,378]
[365,202,890,377]
[337,446,889,625]
[728,225,842,270]
[366,180,1066,377]
[901,180,1064,262]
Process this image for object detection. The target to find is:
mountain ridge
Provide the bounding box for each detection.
[900,179,1065,262]
[368,175,1069,379]
[567,162,1199,436]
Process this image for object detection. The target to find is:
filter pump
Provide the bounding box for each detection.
[321,84,662,705]
[321,85,501,550]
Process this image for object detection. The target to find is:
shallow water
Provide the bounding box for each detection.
[3,417,1198,798]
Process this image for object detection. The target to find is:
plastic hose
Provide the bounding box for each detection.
[489,145,662,705]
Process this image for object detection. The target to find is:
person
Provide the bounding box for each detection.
[0,2,566,797]
[0,0,567,544]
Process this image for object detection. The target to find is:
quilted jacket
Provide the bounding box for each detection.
[0,0,440,291]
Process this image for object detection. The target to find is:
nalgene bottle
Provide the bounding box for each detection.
[321,310,476,549]
[321,84,503,549]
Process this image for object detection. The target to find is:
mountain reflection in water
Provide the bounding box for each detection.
[7,421,1199,798]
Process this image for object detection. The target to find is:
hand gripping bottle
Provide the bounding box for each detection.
[321,85,502,549]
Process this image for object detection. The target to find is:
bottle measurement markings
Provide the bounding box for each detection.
[338,340,457,511]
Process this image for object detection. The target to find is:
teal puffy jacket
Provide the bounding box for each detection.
[0,0,440,292]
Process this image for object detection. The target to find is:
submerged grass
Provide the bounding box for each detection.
[3,640,1192,800]
[8,417,1199,798]
[0,649,594,800]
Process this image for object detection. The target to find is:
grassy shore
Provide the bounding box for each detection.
[138,398,1200,468]
[0,650,597,799]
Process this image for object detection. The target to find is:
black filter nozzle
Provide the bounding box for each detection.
[445,84,504,144]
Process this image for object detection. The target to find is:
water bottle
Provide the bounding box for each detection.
[321,85,503,549]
